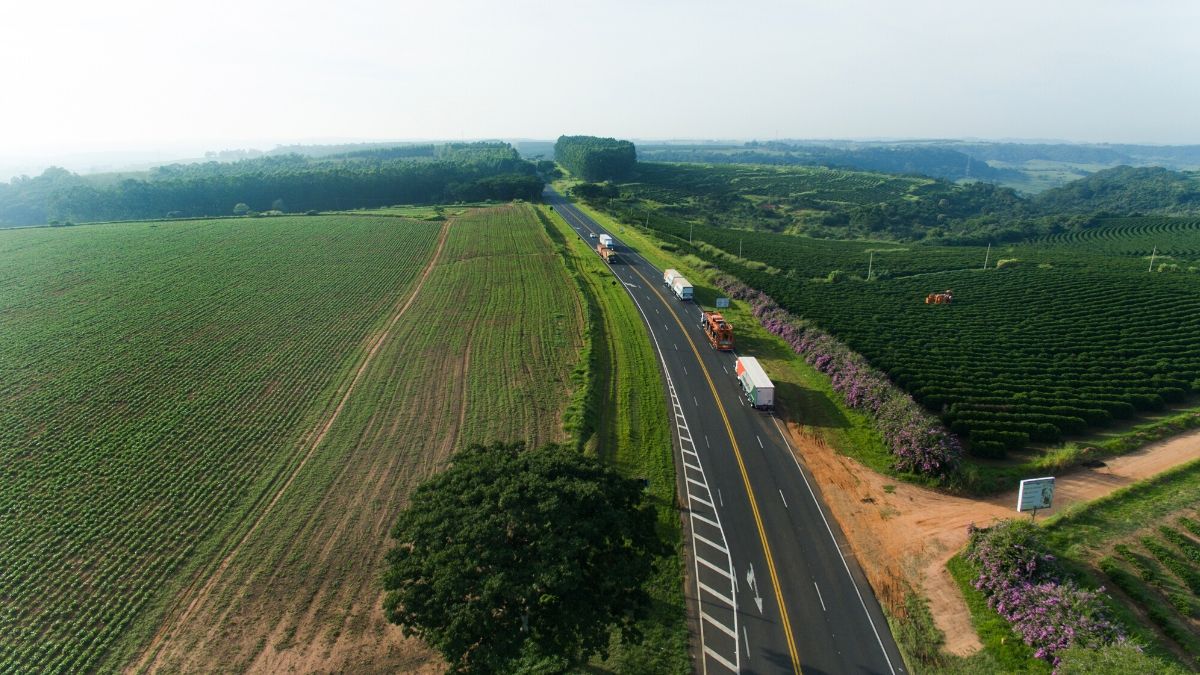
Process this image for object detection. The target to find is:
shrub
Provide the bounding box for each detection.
[966,520,1127,667]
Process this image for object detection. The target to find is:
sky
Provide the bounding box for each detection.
[1,0,1198,159]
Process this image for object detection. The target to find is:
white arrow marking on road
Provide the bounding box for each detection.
[746,564,764,613]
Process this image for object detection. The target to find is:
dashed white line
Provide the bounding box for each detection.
[693,396,699,407]
[683,366,688,376]
[757,434,763,448]
[780,490,788,508]
[814,582,827,612]
[718,489,724,506]
[744,627,751,657]
[722,365,728,374]
[705,434,710,448]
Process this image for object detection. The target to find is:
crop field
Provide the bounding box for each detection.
[0,215,446,673]
[136,204,584,673]
[1035,216,1200,259]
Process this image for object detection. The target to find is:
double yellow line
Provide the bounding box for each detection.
[624,262,802,673]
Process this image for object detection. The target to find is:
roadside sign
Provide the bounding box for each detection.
[1017,477,1055,513]
[715,297,730,308]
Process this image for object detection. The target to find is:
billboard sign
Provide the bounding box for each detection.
[715,297,730,308]
[1017,477,1055,512]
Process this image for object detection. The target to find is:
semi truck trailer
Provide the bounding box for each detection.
[671,276,694,301]
[735,356,775,409]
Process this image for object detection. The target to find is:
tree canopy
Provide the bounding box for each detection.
[383,442,657,674]
[554,136,637,181]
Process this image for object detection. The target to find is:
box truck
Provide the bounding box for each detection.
[735,356,774,409]
[598,234,614,249]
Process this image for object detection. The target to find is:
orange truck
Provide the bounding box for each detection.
[700,310,734,350]
[596,242,615,263]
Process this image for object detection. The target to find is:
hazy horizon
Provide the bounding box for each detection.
[3,0,1198,163]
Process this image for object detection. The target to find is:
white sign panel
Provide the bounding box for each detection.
[715,297,730,308]
[1017,477,1055,512]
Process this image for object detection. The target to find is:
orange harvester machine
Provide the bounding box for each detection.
[700,311,734,350]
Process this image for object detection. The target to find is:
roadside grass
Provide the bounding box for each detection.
[539,204,689,673]
[944,555,1049,674]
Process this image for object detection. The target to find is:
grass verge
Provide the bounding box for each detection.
[539,204,689,673]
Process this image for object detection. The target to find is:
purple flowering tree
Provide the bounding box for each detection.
[966,520,1128,667]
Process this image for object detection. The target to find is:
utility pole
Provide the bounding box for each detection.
[1149,245,1157,272]
[644,210,649,229]
[739,237,743,259]
[983,243,991,270]
[690,222,694,245]
[868,251,874,280]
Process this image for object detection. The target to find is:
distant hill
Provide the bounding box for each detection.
[1034,166,1200,215]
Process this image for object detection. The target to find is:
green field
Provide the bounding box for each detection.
[137,204,587,672]
[0,215,445,672]
[0,206,594,673]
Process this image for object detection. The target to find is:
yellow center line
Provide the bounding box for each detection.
[623,262,802,674]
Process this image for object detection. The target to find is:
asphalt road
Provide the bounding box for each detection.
[545,188,907,675]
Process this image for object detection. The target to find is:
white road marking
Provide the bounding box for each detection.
[814,582,827,612]
[705,434,710,448]
[694,396,699,407]
[718,489,724,506]
[722,365,728,374]
[674,343,678,351]
[757,434,763,448]
[744,627,751,657]
[770,415,898,675]
[780,490,788,508]
[683,366,688,376]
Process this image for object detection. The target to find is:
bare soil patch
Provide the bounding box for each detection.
[782,422,1200,656]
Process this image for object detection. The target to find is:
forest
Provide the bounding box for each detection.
[554,136,637,181]
[0,142,542,226]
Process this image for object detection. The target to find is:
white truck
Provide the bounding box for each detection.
[598,234,614,249]
[735,356,775,409]
[663,268,680,287]
[670,276,694,301]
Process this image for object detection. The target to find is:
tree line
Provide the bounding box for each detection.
[0,143,543,226]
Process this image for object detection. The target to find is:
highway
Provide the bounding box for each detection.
[545,188,906,675]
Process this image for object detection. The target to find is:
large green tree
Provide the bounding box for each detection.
[383,442,657,673]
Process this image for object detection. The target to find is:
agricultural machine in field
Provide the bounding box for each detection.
[700,310,734,350]
[925,289,954,304]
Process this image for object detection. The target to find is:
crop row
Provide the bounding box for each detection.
[1035,216,1200,258]
[0,216,441,673]
[654,238,1198,458]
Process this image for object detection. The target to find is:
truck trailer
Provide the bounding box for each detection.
[663,268,680,287]
[596,242,615,263]
[700,310,734,350]
[735,356,774,409]
[671,276,694,301]
[598,234,614,249]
